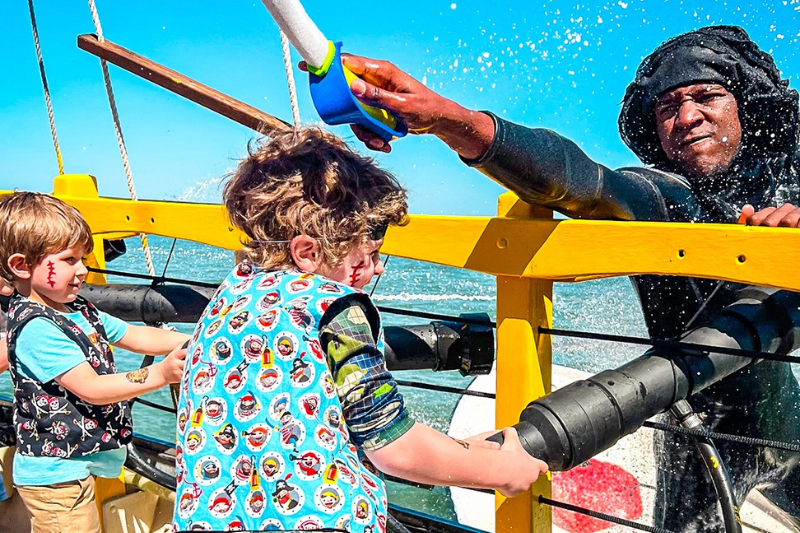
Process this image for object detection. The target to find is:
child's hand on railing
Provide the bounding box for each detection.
[459,430,502,451]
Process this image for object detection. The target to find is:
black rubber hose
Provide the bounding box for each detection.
[670,400,742,533]
[125,442,177,491]
[387,512,415,533]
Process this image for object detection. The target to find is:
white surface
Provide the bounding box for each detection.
[261,0,329,68]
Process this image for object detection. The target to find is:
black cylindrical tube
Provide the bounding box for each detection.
[670,400,742,533]
[79,284,493,374]
[383,323,446,371]
[79,283,217,324]
[510,286,800,471]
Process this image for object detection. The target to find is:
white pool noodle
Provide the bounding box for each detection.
[261,0,330,69]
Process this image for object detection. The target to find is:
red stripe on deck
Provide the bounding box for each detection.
[552,459,643,533]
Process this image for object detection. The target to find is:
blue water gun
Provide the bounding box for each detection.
[261,0,407,143]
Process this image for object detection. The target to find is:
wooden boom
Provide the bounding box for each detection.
[77,34,290,134]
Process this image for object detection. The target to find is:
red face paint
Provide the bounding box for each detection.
[348,263,364,286]
[47,261,56,288]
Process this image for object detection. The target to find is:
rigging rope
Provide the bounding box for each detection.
[279,29,302,129]
[86,0,156,278]
[541,327,800,365]
[27,0,64,176]
[394,380,496,399]
[538,496,676,533]
[643,420,800,453]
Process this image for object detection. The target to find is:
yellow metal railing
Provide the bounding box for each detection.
[4,173,800,533]
[6,175,798,290]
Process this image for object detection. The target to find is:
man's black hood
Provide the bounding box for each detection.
[619,25,799,168]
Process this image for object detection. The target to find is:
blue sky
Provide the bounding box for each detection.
[2,0,799,215]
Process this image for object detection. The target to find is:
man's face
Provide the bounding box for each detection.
[655,84,742,180]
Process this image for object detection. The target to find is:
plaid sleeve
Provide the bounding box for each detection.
[319,295,414,451]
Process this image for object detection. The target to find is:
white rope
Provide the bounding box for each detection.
[87,0,156,277]
[279,29,302,129]
[27,0,64,176]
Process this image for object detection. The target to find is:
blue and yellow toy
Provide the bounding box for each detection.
[307,41,407,143]
[261,0,407,142]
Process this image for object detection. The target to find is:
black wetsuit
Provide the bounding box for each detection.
[468,113,800,532]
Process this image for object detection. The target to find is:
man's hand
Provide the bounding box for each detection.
[739,203,800,227]
[299,54,494,159]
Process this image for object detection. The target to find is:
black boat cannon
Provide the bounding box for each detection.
[78,283,494,375]
[489,285,800,471]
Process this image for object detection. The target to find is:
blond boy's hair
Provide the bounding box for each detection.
[0,192,94,283]
[224,128,408,270]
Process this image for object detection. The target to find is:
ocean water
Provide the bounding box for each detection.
[0,236,653,521]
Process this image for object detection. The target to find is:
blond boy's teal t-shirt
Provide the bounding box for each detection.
[12,310,129,486]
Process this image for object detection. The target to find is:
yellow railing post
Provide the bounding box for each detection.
[494,193,553,533]
[52,174,108,285]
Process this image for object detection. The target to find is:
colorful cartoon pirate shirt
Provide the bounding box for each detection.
[174,265,393,533]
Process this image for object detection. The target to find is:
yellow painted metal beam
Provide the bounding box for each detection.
[3,182,799,290]
[494,196,552,533]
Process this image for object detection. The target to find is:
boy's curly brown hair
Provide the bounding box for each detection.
[224,128,408,270]
[0,192,94,283]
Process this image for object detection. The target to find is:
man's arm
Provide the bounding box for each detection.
[333,55,673,221]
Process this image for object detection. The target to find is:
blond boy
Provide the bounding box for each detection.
[0,192,189,533]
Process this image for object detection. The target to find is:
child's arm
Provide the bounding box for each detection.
[0,335,7,374]
[320,296,548,497]
[366,424,548,498]
[113,324,190,356]
[55,341,186,405]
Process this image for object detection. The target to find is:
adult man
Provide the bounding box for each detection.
[326,26,800,531]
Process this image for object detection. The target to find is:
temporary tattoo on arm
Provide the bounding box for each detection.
[451,437,470,450]
[349,262,365,285]
[47,261,56,288]
[126,368,149,384]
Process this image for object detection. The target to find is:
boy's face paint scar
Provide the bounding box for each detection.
[348,262,365,285]
[27,246,88,310]
[47,261,56,288]
[322,239,385,289]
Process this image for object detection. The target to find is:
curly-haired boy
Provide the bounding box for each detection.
[174,128,547,532]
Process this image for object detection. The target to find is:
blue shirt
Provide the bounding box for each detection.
[13,310,129,486]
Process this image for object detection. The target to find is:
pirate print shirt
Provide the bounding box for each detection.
[174,265,398,533]
[6,294,134,481]
[12,309,129,486]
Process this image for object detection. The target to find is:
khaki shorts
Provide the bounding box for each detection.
[16,476,100,533]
